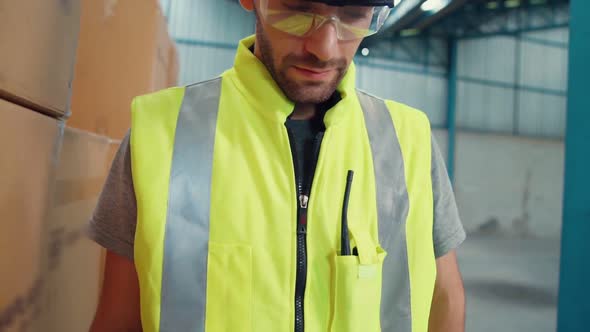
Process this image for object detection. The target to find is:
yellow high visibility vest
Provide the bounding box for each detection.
[130,35,436,332]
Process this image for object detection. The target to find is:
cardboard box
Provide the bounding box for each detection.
[68,0,178,139]
[0,99,62,331]
[31,128,119,332]
[0,103,119,331]
[0,0,81,118]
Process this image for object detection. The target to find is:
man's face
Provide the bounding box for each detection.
[252,0,365,104]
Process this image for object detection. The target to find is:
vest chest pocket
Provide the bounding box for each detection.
[205,242,252,332]
[330,245,387,332]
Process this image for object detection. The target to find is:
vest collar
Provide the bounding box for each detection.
[229,35,358,127]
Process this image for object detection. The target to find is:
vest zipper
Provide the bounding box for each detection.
[287,128,324,332]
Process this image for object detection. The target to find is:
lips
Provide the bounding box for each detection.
[295,66,330,74]
[292,66,334,80]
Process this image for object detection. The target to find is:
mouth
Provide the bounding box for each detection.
[291,65,335,80]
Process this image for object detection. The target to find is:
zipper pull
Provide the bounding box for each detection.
[298,194,308,234]
[299,194,309,209]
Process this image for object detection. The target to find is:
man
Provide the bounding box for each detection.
[88,0,466,331]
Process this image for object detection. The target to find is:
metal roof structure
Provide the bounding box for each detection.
[373,0,570,39]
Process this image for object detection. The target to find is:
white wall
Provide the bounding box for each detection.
[166,0,255,42]
[164,0,255,84]
[456,28,569,138]
[177,44,238,84]
[356,61,448,127]
[453,131,564,238]
[434,128,564,239]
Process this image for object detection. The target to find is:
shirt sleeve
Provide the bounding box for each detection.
[86,131,137,261]
[431,135,466,258]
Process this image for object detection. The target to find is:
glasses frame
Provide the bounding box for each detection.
[258,0,392,41]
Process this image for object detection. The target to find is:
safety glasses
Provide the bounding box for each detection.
[259,0,392,41]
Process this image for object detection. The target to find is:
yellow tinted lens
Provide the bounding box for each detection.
[339,23,373,40]
[338,6,388,40]
[263,4,387,41]
[267,11,316,37]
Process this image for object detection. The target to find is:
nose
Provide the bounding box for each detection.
[303,18,339,62]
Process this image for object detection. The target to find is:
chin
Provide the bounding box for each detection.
[284,82,337,104]
[288,90,333,104]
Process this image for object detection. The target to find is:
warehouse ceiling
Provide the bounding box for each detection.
[373,0,570,39]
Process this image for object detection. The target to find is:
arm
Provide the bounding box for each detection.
[87,132,142,331]
[428,134,466,331]
[89,250,143,332]
[428,250,465,332]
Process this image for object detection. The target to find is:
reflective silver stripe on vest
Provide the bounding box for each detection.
[357,90,412,332]
[160,78,222,332]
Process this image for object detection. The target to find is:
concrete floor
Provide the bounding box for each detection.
[457,234,561,332]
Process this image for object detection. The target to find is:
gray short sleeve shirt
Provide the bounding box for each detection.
[87,131,465,261]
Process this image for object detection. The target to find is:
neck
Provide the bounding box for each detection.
[290,103,317,120]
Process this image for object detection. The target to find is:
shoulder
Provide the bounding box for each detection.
[131,86,185,114]
[132,78,224,112]
[130,86,186,135]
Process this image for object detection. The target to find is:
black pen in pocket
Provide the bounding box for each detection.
[341,170,354,256]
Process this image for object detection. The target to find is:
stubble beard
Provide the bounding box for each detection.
[254,17,348,104]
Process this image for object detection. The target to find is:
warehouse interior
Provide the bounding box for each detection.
[0,0,587,331]
[162,1,576,329]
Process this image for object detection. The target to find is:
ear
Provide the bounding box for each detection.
[240,0,255,11]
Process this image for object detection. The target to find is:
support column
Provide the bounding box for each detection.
[557,1,590,331]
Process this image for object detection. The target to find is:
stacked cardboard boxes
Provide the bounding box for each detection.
[69,0,179,139]
[0,0,81,118]
[29,128,119,332]
[0,100,63,332]
[0,0,178,331]
[0,1,85,331]
[0,109,118,331]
